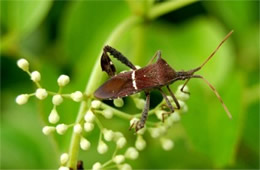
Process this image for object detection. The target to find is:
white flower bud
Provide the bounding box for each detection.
[171,112,181,122]
[103,129,114,142]
[135,135,146,151]
[73,123,82,134]
[92,162,102,170]
[97,140,108,154]
[102,109,113,119]
[52,94,63,105]
[42,126,55,135]
[160,138,174,151]
[57,75,70,87]
[134,98,145,110]
[70,91,83,102]
[182,104,188,113]
[80,137,91,150]
[136,126,146,135]
[59,166,69,170]
[84,110,95,123]
[130,118,139,126]
[60,153,69,165]
[15,94,29,105]
[159,126,167,135]
[178,100,188,112]
[120,163,132,170]
[17,58,29,71]
[176,85,189,101]
[84,122,94,132]
[113,132,123,141]
[31,71,41,82]
[113,98,124,107]
[125,147,139,160]
[149,128,161,138]
[56,124,68,135]
[91,100,101,109]
[113,155,125,164]
[48,108,60,124]
[35,88,48,100]
[116,137,127,148]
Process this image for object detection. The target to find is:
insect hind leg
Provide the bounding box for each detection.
[104,45,137,70]
[101,49,116,77]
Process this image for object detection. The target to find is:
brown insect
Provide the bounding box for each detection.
[95,30,233,131]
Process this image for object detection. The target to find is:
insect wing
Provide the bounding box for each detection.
[94,72,134,99]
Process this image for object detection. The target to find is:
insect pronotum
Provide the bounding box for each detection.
[94,30,233,131]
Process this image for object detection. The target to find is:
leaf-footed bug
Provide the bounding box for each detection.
[94,30,233,131]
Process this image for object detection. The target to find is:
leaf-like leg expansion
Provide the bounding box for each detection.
[167,85,180,109]
[101,50,116,77]
[104,45,136,70]
[136,92,150,131]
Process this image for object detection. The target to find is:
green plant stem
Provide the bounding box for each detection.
[147,0,198,20]
[100,103,133,120]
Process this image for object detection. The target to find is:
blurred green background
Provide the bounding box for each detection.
[0,0,259,169]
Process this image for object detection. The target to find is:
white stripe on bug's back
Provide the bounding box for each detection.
[131,71,138,90]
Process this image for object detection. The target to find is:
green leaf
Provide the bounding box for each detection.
[1,0,52,35]
[0,0,53,37]
[1,93,58,168]
[60,1,130,64]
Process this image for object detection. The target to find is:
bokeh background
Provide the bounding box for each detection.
[1,0,259,169]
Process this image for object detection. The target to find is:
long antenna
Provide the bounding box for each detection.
[192,30,234,73]
[194,75,232,119]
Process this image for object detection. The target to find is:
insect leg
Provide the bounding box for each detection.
[136,92,150,131]
[180,78,191,95]
[159,88,174,112]
[104,45,137,70]
[147,50,161,65]
[192,75,232,119]
[166,85,180,109]
[159,88,175,122]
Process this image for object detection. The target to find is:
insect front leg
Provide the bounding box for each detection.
[166,85,180,109]
[180,78,191,95]
[135,92,150,132]
[104,45,137,70]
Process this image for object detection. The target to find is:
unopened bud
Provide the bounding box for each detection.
[35,88,48,100]
[57,75,70,87]
[113,98,124,107]
[17,58,29,71]
[31,71,41,82]
[16,94,29,105]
